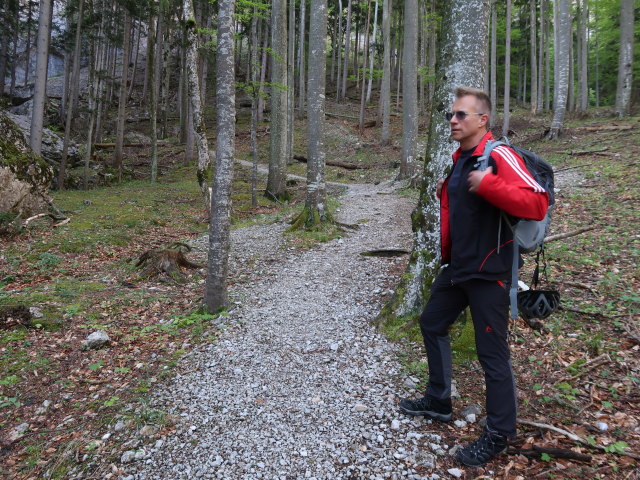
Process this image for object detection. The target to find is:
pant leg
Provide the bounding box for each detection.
[419,267,468,400]
[465,278,516,437]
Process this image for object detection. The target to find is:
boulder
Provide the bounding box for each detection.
[0,111,54,227]
[81,330,111,350]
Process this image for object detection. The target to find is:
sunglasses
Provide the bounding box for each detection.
[445,111,485,121]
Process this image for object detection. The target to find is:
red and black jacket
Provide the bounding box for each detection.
[438,131,549,284]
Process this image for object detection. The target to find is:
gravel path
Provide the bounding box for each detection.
[122,181,452,480]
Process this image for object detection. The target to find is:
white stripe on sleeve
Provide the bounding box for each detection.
[493,146,545,192]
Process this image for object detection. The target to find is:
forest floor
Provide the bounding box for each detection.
[0,99,639,480]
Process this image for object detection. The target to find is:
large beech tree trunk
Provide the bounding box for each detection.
[114,10,131,181]
[385,0,489,318]
[205,0,236,312]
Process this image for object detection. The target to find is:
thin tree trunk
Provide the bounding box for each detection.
[250,9,259,207]
[266,0,289,200]
[114,10,131,180]
[83,12,98,191]
[58,0,85,190]
[530,0,538,114]
[287,0,295,162]
[380,0,391,145]
[29,0,52,155]
[296,0,306,119]
[257,17,269,123]
[399,0,417,180]
[0,1,8,97]
[205,0,236,312]
[490,0,497,127]
[577,0,587,112]
[184,0,209,199]
[128,19,141,102]
[544,0,550,111]
[24,0,33,84]
[336,0,343,99]
[594,0,600,107]
[502,0,511,135]
[149,11,158,183]
[549,0,570,139]
[341,0,352,101]
[537,0,544,112]
[614,0,634,117]
[358,0,371,135]
[366,0,378,104]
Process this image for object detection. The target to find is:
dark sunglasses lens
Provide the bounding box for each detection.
[446,111,467,121]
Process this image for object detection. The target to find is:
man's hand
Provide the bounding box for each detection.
[468,166,493,193]
[437,179,445,197]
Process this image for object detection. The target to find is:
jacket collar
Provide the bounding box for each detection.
[452,130,495,162]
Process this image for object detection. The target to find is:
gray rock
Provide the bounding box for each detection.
[9,423,30,442]
[461,403,482,417]
[29,306,44,318]
[81,330,110,350]
[447,468,463,478]
[120,451,136,464]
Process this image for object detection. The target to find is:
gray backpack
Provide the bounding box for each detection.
[478,137,555,319]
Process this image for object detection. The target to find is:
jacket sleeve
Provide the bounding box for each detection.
[476,145,549,220]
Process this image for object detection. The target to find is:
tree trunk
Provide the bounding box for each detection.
[149,11,158,182]
[257,18,269,122]
[490,0,497,127]
[184,0,211,209]
[366,0,379,104]
[341,0,353,101]
[127,19,141,102]
[205,0,236,312]
[250,9,259,207]
[388,0,489,318]
[380,0,391,145]
[287,0,295,163]
[530,0,538,114]
[0,1,8,97]
[24,0,33,84]
[266,0,289,200]
[29,0,52,156]
[58,0,85,190]
[537,0,544,112]
[544,0,550,111]
[335,0,343,99]
[399,0,417,180]
[83,9,98,191]
[358,0,372,135]
[577,0,587,112]
[614,0,634,117]
[296,0,307,119]
[114,10,132,181]
[502,0,511,135]
[300,0,328,226]
[548,0,570,139]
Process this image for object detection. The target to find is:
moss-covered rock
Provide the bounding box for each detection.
[0,111,54,225]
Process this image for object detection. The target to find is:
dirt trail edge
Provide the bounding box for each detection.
[120,181,454,480]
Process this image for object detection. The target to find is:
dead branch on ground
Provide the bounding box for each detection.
[293,155,368,170]
[544,226,597,243]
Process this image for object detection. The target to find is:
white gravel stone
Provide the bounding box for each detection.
[447,468,463,478]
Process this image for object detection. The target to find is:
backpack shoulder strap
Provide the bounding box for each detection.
[479,140,506,171]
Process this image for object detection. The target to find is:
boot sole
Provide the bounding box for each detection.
[398,405,452,422]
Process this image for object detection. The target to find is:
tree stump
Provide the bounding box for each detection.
[135,243,204,281]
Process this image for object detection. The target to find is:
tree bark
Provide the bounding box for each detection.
[266,0,289,200]
[250,9,259,207]
[614,0,634,117]
[577,0,588,112]
[490,0,497,127]
[388,0,489,318]
[184,0,211,209]
[358,0,372,135]
[530,0,538,114]
[114,10,132,181]
[340,0,352,101]
[29,0,52,155]
[149,10,158,182]
[296,0,306,119]
[335,0,343,99]
[58,0,85,190]
[302,0,329,226]
[205,0,236,312]
[548,0,570,139]
[380,0,391,145]
[366,0,379,104]
[502,0,512,135]
[399,0,418,180]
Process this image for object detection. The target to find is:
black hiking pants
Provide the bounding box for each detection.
[419,266,516,437]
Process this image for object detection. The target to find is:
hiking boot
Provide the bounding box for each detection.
[398,396,452,421]
[455,428,508,467]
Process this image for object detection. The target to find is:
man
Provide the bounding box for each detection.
[399,86,549,467]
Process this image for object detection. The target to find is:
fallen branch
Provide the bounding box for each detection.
[22,213,54,226]
[517,419,640,460]
[509,445,592,462]
[562,281,598,295]
[569,147,609,156]
[577,125,633,131]
[53,218,71,227]
[554,353,611,385]
[544,226,596,243]
[554,163,592,173]
[293,154,367,170]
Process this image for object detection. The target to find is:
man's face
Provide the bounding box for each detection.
[449,95,487,146]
